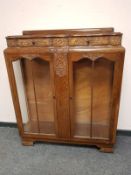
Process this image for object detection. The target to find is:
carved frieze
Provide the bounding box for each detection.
[7,36,121,47]
[32,39,51,46]
[53,38,67,47]
[7,39,51,47]
[69,37,89,46]
[109,36,121,46]
[90,36,109,45]
[69,36,121,46]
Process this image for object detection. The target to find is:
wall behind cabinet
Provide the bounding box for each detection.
[0,0,131,130]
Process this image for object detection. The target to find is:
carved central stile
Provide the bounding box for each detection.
[54,47,68,77]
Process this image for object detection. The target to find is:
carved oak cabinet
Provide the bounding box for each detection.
[4,28,125,152]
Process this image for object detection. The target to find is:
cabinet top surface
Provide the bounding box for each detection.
[6,28,122,39]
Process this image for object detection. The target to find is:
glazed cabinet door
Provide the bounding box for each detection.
[8,53,57,136]
[69,50,124,141]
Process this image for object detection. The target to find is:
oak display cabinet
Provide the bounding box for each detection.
[4,28,125,152]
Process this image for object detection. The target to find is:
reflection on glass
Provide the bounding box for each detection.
[92,58,114,139]
[72,59,92,138]
[72,57,114,140]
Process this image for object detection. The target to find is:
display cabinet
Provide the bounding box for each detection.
[4,28,125,152]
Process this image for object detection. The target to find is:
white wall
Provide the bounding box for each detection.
[0,0,131,130]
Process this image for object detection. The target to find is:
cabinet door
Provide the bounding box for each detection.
[69,50,124,140]
[11,53,56,136]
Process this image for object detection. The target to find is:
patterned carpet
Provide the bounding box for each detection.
[0,127,131,175]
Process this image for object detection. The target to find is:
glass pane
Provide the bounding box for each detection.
[72,59,92,138]
[92,58,114,139]
[12,60,31,131]
[30,58,55,134]
[13,58,55,135]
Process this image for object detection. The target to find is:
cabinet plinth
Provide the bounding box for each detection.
[4,28,125,152]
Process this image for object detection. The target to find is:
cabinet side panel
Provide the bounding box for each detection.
[92,58,114,139]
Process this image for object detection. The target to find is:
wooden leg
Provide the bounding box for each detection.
[22,140,34,146]
[99,146,113,153]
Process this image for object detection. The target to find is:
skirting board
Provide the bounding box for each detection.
[0,122,131,136]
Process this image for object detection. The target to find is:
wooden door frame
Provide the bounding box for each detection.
[4,47,58,139]
[68,47,125,144]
